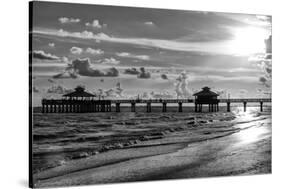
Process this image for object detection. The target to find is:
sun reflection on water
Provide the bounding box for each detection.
[233,106,270,146]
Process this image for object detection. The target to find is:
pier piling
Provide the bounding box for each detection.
[146,102,151,113]
[243,102,247,112]
[162,102,167,112]
[178,102,183,112]
[131,102,136,112]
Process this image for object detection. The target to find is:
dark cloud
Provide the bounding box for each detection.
[52,72,78,79]
[32,86,40,93]
[124,68,140,75]
[47,78,55,83]
[71,58,119,77]
[137,67,151,79]
[161,74,168,80]
[32,50,60,60]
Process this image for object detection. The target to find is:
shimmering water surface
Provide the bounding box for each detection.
[32,105,271,174]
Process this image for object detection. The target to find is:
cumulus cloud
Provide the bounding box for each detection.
[85,48,104,55]
[249,35,272,89]
[32,50,60,60]
[215,88,228,98]
[47,85,74,94]
[70,58,119,77]
[98,82,124,99]
[161,74,168,80]
[174,72,191,98]
[137,67,151,79]
[144,21,154,26]
[116,52,150,60]
[139,91,174,99]
[85,19,105,28]
[124,68,140,75]
[70,46,83,55]
[48,43,55,47]
[58,17,80,24]
[101,58,120,65]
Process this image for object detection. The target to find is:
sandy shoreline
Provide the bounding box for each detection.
[33,109,271,188]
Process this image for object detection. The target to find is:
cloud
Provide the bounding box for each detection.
[161,74,168,80]
[101,58,120,65]
[144,21,154,26]
[86,48,104,55]
[61,56,69,63]
[32,86,40,93]
[137,67,151,79]
[116,52,150,60]
[85,19,104,28]
[70,46,83,55]
[248,35,272,88]
[265,35,272,53]
[53,71,78,79]
[47,85,74,94]
[70,58,119,77]
[34,28,238,54]
[174,72,192,98]
[32,50,60,60]
[47,78,55,83]
[48,43,55,47]
[58,17,80,24]
[97,82,124,99]
[124,68,140,75]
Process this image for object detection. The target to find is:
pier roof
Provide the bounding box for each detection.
[63,86,96,98]
[193,87,219,96]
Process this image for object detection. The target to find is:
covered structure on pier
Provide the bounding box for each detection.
[193,87,219,112]
[63,86,96,100]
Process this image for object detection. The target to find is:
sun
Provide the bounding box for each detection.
[229,27,269,55]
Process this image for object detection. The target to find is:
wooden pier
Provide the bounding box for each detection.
[41,98,271,113]
[41,86,271,113]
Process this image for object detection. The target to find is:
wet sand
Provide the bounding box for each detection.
[33,108,271,188]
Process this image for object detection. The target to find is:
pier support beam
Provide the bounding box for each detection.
[42,104,45,113]
[227,102,230,112]
[178,102,183,112]
[243,102,247,112]
[162,102,167,112]
[116,103,120,112]
[131,102,136,112]
[146,102,151,113]
[195,103,197,112]
[260,101,263,112]
[199,104,202,112]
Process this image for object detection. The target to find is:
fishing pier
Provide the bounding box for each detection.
[41,86,271,113]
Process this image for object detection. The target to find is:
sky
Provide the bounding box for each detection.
[31,1,272,106]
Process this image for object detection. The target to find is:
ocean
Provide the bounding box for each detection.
[32,105,271,175]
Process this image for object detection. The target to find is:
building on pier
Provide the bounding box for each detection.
[41,86,112,113]
[193,87,219,112]
[63,86,96,100]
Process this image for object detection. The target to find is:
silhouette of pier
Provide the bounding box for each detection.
[41,98,271,113]
[41,86,271,113]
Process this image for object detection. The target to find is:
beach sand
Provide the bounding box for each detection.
[33,107,271,188]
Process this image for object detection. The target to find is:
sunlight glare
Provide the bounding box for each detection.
[230,27,269,55]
